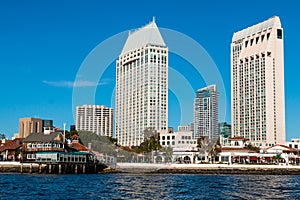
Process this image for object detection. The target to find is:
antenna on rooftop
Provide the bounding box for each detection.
[152,16,155,22]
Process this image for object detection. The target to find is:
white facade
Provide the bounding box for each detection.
[286,138,300,150]
[116,19,168,146]
[194,85,218,140]
[178,124,192,132]
[231,16,285,147]
[76,105,114,137]
[159,131,197,151]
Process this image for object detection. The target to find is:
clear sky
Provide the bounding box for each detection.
[0,0,299,141]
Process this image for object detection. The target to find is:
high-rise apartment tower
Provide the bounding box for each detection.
[76,105,114,137]
[231,16,285,147]
[194,85,219,140]
[116,19,168,146]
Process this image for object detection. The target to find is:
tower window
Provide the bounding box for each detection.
[277,29,282,39]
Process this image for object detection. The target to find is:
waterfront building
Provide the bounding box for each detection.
[159,130,197,151]
[76,105,114,137]
[231,16,285,147]
[193,85,218,140]
[116,18,168,146]
[22,131,65,162]
[0,138,23,161]
[19,118,43,138]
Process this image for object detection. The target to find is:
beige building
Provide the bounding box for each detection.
[231,16,285,147]
[19,118,43,138]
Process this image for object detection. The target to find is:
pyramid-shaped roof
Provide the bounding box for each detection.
[121,19,166,54]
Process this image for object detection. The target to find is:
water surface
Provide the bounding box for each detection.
[1,173,299,199]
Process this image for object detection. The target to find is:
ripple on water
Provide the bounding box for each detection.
[0,174,300,199]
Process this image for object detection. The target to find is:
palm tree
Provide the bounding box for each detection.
[197,136,219,163]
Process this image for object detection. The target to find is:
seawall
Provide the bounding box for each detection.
[112,163,300,175]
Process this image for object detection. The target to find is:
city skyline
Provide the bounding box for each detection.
[0,1,299,141]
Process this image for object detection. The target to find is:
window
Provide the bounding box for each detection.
[277,29,282,39]
[295,145,299,149]
[162,136,165,140]
[172,136,175,140]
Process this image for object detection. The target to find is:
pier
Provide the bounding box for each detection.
[0,162,107,174]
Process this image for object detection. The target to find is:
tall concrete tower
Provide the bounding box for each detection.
[116,19,168,146]
[231,16,285,147]
[194,85,219,140]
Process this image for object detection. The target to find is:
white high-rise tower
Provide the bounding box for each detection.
[116,19,168,147]
[76,105,114,137]
[194,85,219,140]
[231,16,285,147]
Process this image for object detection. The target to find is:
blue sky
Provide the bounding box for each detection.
[0,0,299,141]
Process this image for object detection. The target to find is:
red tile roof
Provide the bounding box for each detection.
[0,138,24,152]
[71,142,89,152]
[267,144,298,152]
[228,136,249,141]
[220,147,256,153]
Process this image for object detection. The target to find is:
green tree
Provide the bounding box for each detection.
[136,128,161,154]
[136,136,162,154]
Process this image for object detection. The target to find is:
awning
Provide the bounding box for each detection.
[250,156,258,161]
